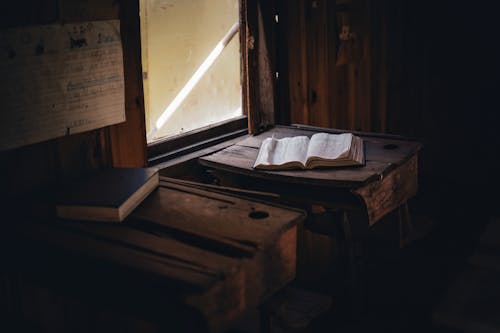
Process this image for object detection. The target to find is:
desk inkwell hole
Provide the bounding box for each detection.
[383,143,399,150]
[249,210,269,219]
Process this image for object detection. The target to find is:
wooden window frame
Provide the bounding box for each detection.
[143,0,250,166]
[111,0,278,168]
[147,116,248,165]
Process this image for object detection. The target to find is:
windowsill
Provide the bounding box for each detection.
[147,115,248,166]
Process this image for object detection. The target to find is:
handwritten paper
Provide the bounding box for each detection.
[0,20,125,151]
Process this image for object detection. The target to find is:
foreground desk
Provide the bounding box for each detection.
[5,179,304,333]
[199,125,422,312]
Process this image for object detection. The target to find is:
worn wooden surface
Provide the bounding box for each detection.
[8,180,303,332]
[200,125,420,191]
[354,154,418,225]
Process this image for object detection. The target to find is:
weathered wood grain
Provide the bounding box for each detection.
[353,154,418,225]
[285,0,309,125]
[12,181,303,332]
[245,0,277,133]
[200,126,420,189]
[201,144,390,187]
[133,183,301,253]
[18,221,229,291]
[198,124,421,251]
[281,0,386,132]
[109,0,147,167]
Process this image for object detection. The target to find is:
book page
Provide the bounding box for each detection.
[0,20,125,151]
[253,136,310,169]
[306,132,353,161]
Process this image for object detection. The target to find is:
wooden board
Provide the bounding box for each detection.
[133,181,302,312]
[12,180,304,332]
[354,154,418,225]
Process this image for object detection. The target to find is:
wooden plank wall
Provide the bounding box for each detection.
[280,0,419,134]
[280,0,385,132]
[279,0,500,191]
[0,0,146,201]
[279,0,445,134]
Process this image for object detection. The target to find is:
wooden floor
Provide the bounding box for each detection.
[2,179,493,333]
[231,179,494,333]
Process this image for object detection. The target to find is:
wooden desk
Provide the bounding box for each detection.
[199,125,422,313]
[200,125,421,233]
[6,179,304,333]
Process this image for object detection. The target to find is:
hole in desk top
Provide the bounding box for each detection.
[249,211,269,219]
[383,143,399,150]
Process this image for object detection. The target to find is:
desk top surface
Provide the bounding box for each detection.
[199,125,422,188]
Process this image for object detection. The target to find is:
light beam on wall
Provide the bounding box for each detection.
[147,22,240,141]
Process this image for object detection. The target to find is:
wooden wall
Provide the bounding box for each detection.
[279,0,384,131]
[1,1,499,329]
[0,0,146,202]
[2,0,499,204]
[278,0,500,192]
[279,0,427,133]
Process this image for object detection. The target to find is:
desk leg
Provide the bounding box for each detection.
[398,202,414,248]
[341,212,365,319]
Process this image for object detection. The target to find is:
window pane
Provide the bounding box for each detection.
[140,0,242,143]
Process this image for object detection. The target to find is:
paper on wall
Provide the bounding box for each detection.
[0,20,126,150]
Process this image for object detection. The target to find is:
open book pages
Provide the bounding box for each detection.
[253,132,364,170]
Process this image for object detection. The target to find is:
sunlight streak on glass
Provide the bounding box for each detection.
[147,22,239,140]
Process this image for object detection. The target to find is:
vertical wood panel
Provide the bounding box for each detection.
[109,0,147,167]
[356,0,372,131]
[307,0,332,127]
[283,0,383,132]
[246,0,278,134]
[286,0,309,125]
[370,0,388,133]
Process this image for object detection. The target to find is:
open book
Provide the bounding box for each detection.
[253,132,364,170]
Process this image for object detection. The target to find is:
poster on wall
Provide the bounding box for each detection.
[0,20,126,151]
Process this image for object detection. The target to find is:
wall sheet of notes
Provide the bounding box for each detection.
[0,20,126,151]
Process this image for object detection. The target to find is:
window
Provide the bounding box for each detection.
[139,0,244,145]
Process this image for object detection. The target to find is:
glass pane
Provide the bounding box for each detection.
[140,0,242,143]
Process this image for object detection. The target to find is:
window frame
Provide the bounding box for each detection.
[142,0,249,165]
[141,0,278,167]
[147,115,248,165]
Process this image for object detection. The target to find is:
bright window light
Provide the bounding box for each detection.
[148,22,239,140]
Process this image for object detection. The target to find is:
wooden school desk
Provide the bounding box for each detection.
[5,179,304,333]
[199,124,422,312]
